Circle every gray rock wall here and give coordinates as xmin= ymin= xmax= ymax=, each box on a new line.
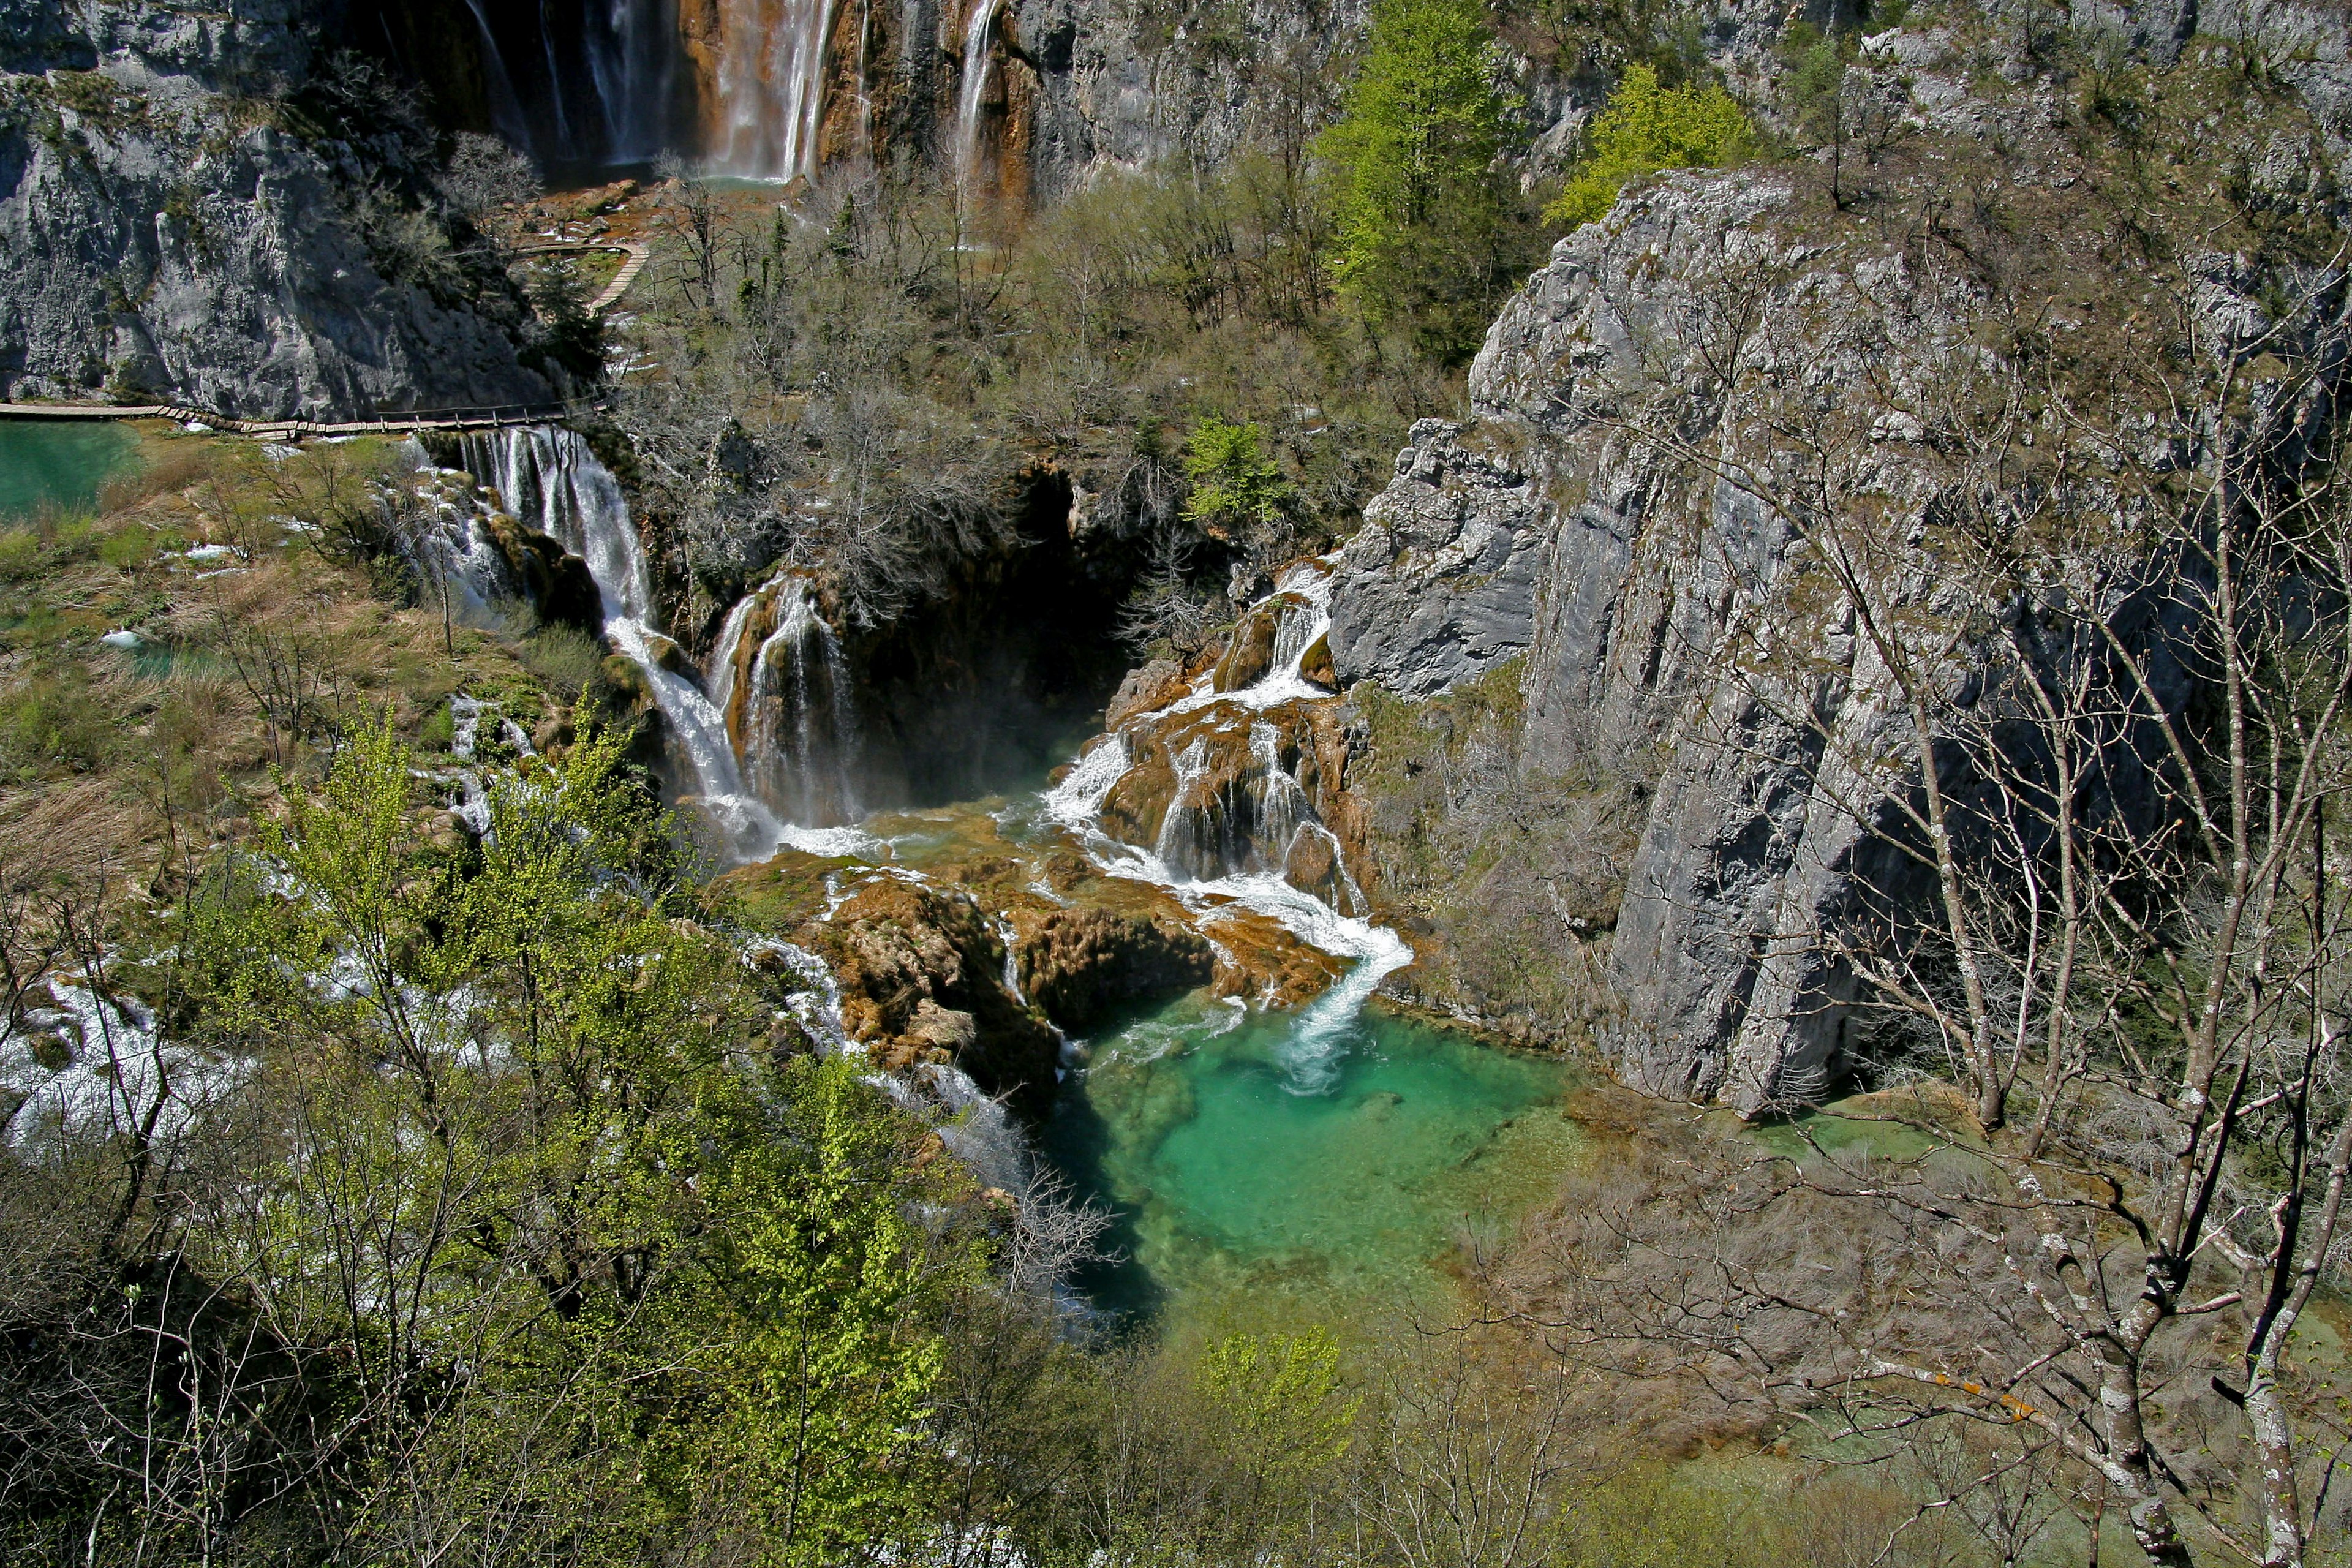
xmin=1326 ymin=1 xmax=2352 ymax=1112
xmin=0 ymin=1 xmax=552 ymax=420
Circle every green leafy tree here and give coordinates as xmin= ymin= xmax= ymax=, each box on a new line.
xmin=660 ymin=1058 xmax=965 ymax=1566
xmin=1315 ymin=0 xmax=1527 ymax=361
xmin=1544 ymin=63 xmax=1752 ymax=227
xmin=142 ymin=715 xmax=969 ymax=1562
xmin=1182 ymin=417 xmax=1290 ymax=548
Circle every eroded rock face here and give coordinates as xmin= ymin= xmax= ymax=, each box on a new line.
xmin=1321 ymin=15 xmax=2352 ymax=1112
xmin=1010 ymin=907 xmax=1212 ymax=1031
xmin=0 ymin=0 xmax=553 ymax=418
xmin=815 ymin=874 xmax=1062 ymax=1109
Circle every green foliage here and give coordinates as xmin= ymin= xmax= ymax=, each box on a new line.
xmin=1194 ymin=1328 xmax=1359 ymax=1487
xmin=1182 ymin=417 xmax=1290 ymax=543
xmin=655 ymin=1057 xmax=964 ymax=1564
xmin=1316 ymin=0 xmax=1530 ymax=361
xmin=0 ymin=528 xmax=42 ymax=579
xmin=37 ymin=715 xmax=973 ymax=1562
xmin=1544 ymin=64 xmax=1752 ymax=228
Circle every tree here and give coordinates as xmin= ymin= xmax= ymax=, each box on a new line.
xmin=1544 ymin=64 xmax=1751 ymax=228
xmin=1316 ymin=0 xmax=1525 ymax=361
xmin=1183 ymin=417 xmax=1290 ymax=547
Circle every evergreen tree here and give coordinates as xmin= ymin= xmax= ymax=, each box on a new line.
xmin=1316 ymin=0 xmax=1528 ymax=363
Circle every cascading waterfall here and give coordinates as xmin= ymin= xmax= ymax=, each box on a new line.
xmin=461 ymin=428 xmax=875 ymax=863
xmin=1041 ymin=558 xmax=1409 ymax=1093
xmin=952 ymin=0 xmax=1005 ymax=191
xmin=584 ymin=0 xmax=677 ymax=162
xmin=710 ymin=575 xmax=863 ymax=827
xmin=712 ymin=0 xmax=839 ymax=178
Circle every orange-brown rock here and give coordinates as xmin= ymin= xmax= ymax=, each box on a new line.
xmin=1298 ymin=631 xmax=1336 ymax=691
xmin=812 ymin=875 xmax=1059 ymax=1111
xmin=1011 ymin=907 xmax=1213 ymax=1031
xmin=1107 ymin=658 xmax=1188 ymax=728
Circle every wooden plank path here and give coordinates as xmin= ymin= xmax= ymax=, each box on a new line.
xmin=0 ymin=399 xmax=579 ymax=440
xmin=0 ymin=240 xmax=651 ymax=440
xmin=511 ymin=238 xmax=652 ymax=315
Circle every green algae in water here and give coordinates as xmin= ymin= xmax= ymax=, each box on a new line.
xmin=0 ymin=421 xmax=141 ymax=522
xmin=1044 ymin=990 xmax=1578 ymax=1324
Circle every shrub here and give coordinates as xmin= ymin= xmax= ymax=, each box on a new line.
xmin=1544 ymin=64 xmax=1753 ymax=228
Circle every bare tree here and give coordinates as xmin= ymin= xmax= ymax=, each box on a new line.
xmin=1548 ymin=211 xmax=2352 ymax=1566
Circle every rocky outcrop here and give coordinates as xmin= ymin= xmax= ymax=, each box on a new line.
xmin=815 ymin=873 xmax=1063 ymax=1109
xmin=0 ymin=0 xmax=556 ymax=419
xmin=1009 ymin=907 xmax=1213 ymax=1031
xmin=1322 ymin=16 xmax=2352 ymax=1112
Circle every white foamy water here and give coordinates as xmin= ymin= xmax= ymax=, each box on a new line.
xmin=1033 ymin=561 xmax=1407 ymax=1086
xmin=464 ymin=428 xmax=886 ymax=868
xmin=953 ymin=0 xmax=1005 ymax=190
xmin=1 ymin=981 xmax=246 ymax=1149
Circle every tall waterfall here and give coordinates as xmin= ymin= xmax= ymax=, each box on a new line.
xmin=952 ymin=0 xmax=1005 ymax=190
xmin=711 ymin=0 xmax=839 ymax=179
xmin=586 ymin=0 xmax=677 ymax=163
xmin=457 ymin=0 xmax=677 ymax=167
xmin=458 ymin=0 xmax=535 ymax=148
xmin=461 ymin=428 xmax=874 ymax=863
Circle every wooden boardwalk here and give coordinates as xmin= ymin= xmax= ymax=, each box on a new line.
xmin=0 ymin=240 xmax=652 ymax=440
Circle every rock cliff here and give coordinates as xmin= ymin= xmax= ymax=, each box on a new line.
xmin=1327 ymin=9 xmax=2352 ymax=1109
xmin=0 ymin=0 xmax=557 ymax=418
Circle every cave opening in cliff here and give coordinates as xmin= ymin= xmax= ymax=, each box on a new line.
xmin=849 ymin=467 xmax=1144 ymax=810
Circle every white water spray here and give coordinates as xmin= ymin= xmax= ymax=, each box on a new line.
xmin=1039 ymin=557 xmax=1408 ymax=1090
xmin=953 ymin=0 xmax=1005 ymax=192
xmin=462 ymin=428 xmax=876 ymax=864
xmin=713 ymin=0 xmax=838 ymax=179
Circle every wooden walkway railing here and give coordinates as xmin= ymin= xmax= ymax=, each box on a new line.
xmin=0 ymin=399 xmax=587 ymax=440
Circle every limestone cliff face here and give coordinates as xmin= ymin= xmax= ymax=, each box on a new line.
xmin=0 ymin=0 xmax=554 ymax=418
xmin=1327 ymin=7 xmax=2352 ymax=1110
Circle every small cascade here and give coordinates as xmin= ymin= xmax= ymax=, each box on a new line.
xmin=463 ymin=428 xmax=807 ymax=862
xmin=458 ymin=428 xmax=647 ymax=624
xmin=706 ymin=590 xmax=761 ymax=725
xmin=952 ymin=0 xmax=1006 ymax=192
xmin=1039 ymin=556 xmax=1408 ymax=1075
xmin=1252 ymin=721 xmax=1313 ymax=869
xmin=725 ymin=576 xmax=863 ymax=827
xmin=711 ymin=0 xmax=839 ymax=179
xmin=1152 ymin=737 xmax=1216 ymax=876
xmin=993 ymin=916 xmax=1026 ymax=1005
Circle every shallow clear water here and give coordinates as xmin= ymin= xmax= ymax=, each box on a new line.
xmin=0 ymin=421 xmax=140 ymax=522
xmin=1042 ymin=987 xmax=1578 ymax=1325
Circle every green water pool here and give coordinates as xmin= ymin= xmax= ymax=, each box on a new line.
xmin=1041 ymin=986 xmax=1579 ymax=1325
xmin=0 ymin=420 xmax=141 ymax=522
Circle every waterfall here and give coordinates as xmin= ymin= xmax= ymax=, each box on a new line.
xmin=728 ymin=576 xmax=862 ymax=827
xmin=1038 ymin=557 xmax=1411 ymax=1080
xmin=535 ymin=0 xmax=577 ymax=150
xmin=457 ymin=0 xmax=535 ymax=148
xmin=459 ymin=428 xmax=888 ymax=864
xmin=586 ymin=0 xmax=676 ymax=162
xmin=707 ymin=589 xmax=761 ymax=737
xmin=952 ymin=0 xmax=1005 ymax=191
xmin=712 ymin=0 xmax=838 ymax=179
